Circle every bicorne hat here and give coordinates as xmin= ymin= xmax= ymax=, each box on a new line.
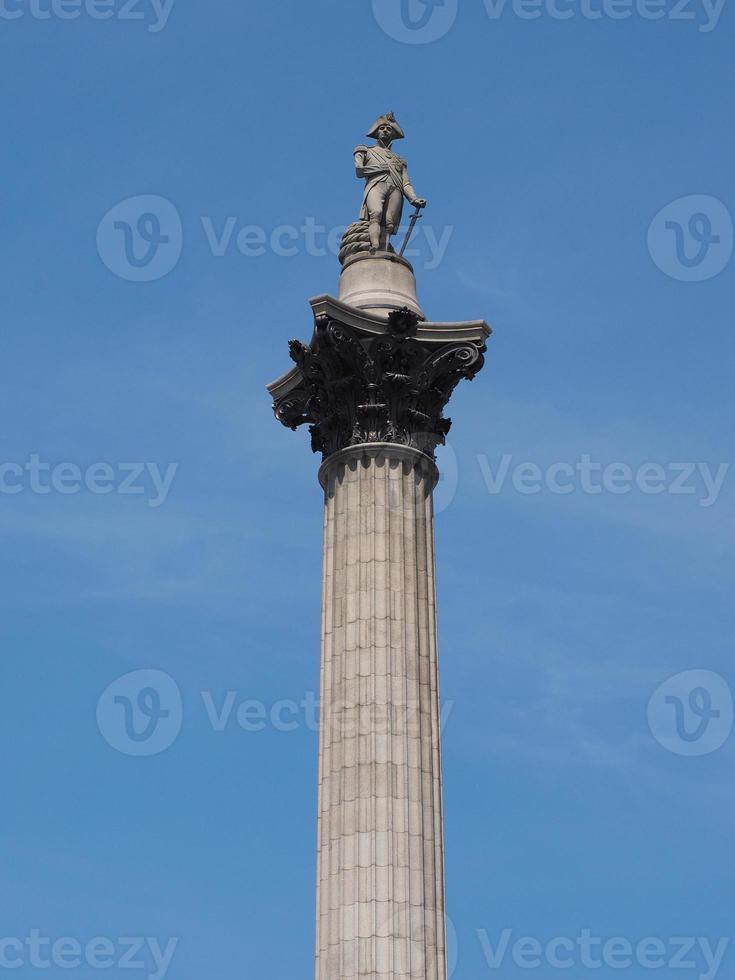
xmin=366 ymin=111 xmax=405 ymax=140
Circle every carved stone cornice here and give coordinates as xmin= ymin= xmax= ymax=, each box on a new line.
xmin=267 ymin=298 xmax=491 ymax=461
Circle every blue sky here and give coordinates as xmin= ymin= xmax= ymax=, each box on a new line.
xmin=1 ymin=1 xmax=733 ymax=978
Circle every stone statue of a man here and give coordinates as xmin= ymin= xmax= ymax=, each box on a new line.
xmin=354 ymin=112 xmax=427 ymax=253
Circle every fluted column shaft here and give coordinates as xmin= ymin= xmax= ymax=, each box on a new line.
xmin=315 ymin=443 xmax=447 ymax=980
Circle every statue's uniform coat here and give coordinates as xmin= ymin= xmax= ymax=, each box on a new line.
xmin=354 ymin=143 xmax=419 ymax=232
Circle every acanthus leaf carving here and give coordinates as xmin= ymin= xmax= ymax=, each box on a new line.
xmin=272 ymin=313 xmax=486 ymax=460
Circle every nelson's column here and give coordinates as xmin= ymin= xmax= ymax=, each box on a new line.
xmin=267 ymin=112 xmax=491 ymax=980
